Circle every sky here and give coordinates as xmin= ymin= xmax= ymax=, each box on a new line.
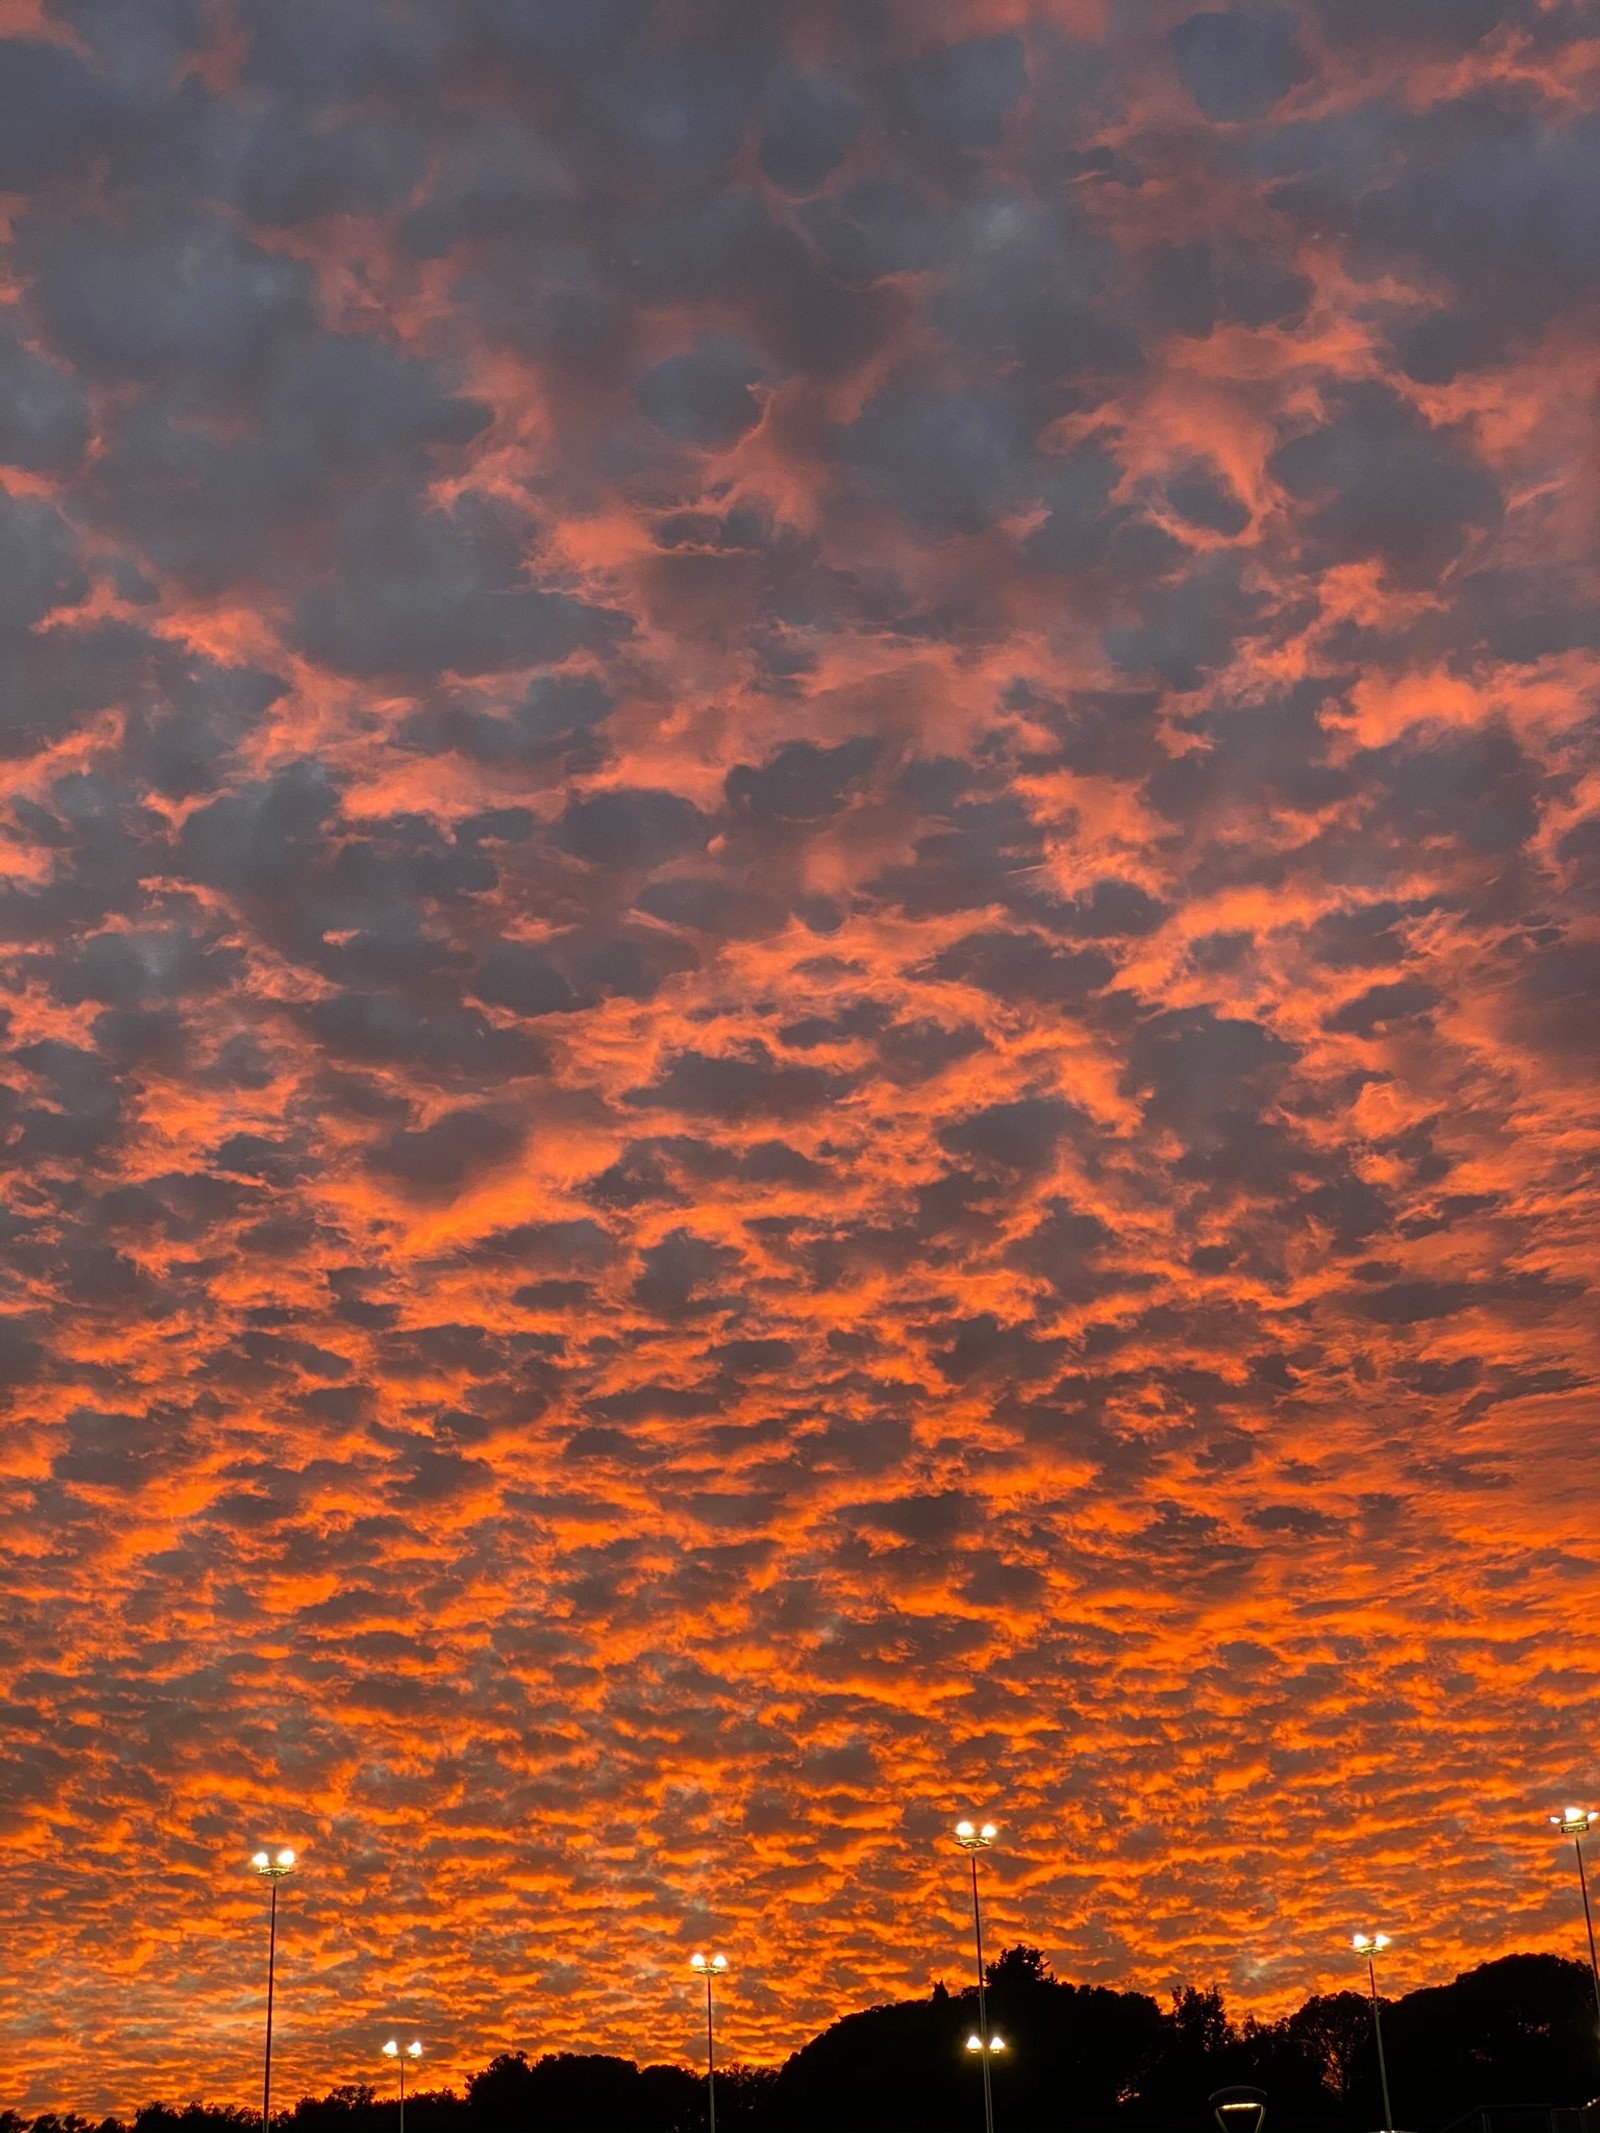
xmin=1 ymin=0 xmax=1598 ymax=2114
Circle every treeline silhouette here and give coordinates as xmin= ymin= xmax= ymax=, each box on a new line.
xmin=7 ymin=1947 xmax=1598 ymax=2133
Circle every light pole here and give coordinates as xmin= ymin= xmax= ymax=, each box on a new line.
xmin=252 ymin=1848 xmax=297 ymax=2133
xmin=1352 ymin=1933 xmax=1394 ymax=2133
xmin=955 ymin=1820 xmax=1000 ymax=2133
xmin=1550 ymin=1809 xmax=1600 ymax=2039
xmin=382 ymin=2038 xmax=422 ymax=2133
xmin=689 ymin=1952 xmax=728 ymax=2133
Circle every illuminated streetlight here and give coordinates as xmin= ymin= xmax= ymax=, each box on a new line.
xmin=1210 ymin=2087 xmax=1267 ymax=2133
xmin=251 ymin=1848 xmax=297 ymax=2132
xmin=1352 ymin=1934 xmax=1394 ymax=2133
xmin=689 ymin=1953 xmax=729 ymax=2133
xmin=1549 ymin=1809 xmax=1600 ymax=2036
xmin=954 ymin=1820 xmax=1001 ymax=2133
xmin=382 ymin=2039 xmax=422 ymax=2133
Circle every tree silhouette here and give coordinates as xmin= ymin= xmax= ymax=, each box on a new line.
xmin=7 ymin=1948 xmax=1598 ymax=2133
xmin=1282 ymin=1992 xmax=1375 ymax=2109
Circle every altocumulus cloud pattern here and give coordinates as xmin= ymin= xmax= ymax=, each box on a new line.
xmin=2 ymin=0 xmax=1598 ymax=2111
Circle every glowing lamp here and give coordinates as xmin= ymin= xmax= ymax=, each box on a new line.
xmin=1211 ymin=2086 xmax=1268 ymax=2133
xmin=383 ymin=2035 xmax=422 ymax=2133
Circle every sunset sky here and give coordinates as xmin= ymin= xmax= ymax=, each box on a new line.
xmin=2 ymin=0 xmax=1599 ymax=2114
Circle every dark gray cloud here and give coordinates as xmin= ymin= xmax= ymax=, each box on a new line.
xmin=370 ymin=1108 xmax=524 ymax=1196
xmin=1271 ymin=382 xmax=1502 ymax=584
xmin=758 ymin=69 xmax=862 ymax=193
xmin=294 ymin=487 xmax=621 ymax=678
xmin=57 ymin=926 xmax=239 ymax=1008
xmin=88 ymin=335 xmax=489 ymax=586
xmin=726 ymin=739 xmax=880 ymax=824
xmin=892 ymin=35 xmax=1028 ymax=154
xmin=22 ymin=210 xmax=315 ymax=388
xmin=0 ymin=622 xmax=153 ymax=761
xmin=0 ymin=496 xmax=87 ymax=629
xmin=629 ymin=1045 xmax=849 ymax=1120
xmin=843 ymin=378 xmax=1038 ymax=534
xmin=553 ymin=788 xmax=708 ymax=870
xmin=938 ymin=1096 xmax=1076 ymax=1177
xmin=0 ymin=326 xmax=90 ymax=471
xmin=1165 ymin=468 xmax=1251 ymax=537
xmin=400 ymin=120 xmax=567 ymax=257
xmin=1169 ymin=8 xmax=1311 ymax=123
xmin=635 ymin=339 xmax=767 ymax=446
xmin=181 ymin=762 xmax=339 ymax=899
xmin=800 ymin=178 xmax=948 ymax=285
xmin=933 ymin=193 xmax=1130 ymax=379
xmin=0 ymin=39 xmax=119 ymax=189
xmin=469 ymin=943 xmax=580 ymax=1017
xmin=1138 ymin=239 xmax=1311 ymax=337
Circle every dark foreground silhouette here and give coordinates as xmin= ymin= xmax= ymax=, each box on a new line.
xmin=7 ymin=1948 xmax=1598 ymax=2133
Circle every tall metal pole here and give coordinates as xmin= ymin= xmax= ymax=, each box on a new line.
xmin=399 ymin=2050 xmax=406 ymax=2133
xmin=263 ymin=1876 xmax=279 ymax=2133
xmin=253 ymin=1849 xmax=296 ymax=2131
xmin=1365 ymin=1951 xmax=1394 ymax=2133
xmin=1575 ymin=1835 xmax=1600 ymax=2039
xmin=970 ymin=1850 xmax=994 ymax=2133
xmin=704 ymin=1967 xmax=716 ymax=2133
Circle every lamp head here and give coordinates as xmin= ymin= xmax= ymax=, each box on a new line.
xmin=966 ymin=2035 xmax=983 ymax=2052
xmin=1353 ymin=1932 xmax=1390 ymax=1953
xmin=1211 ymin=2086 xmax=1268 ymax=2133
xmin=690 ymin=1953 xmax=708 ymax=1972
xmin=1552 ymin=1809 xmax=1598 ymax=1837
xmin=407 ymin=2043 xmax=422 ymax=2060
xmin=711 ymin=1954 xmax=728 ymax=1972
xmin=954 ymin=1818 xmax=996 ymax=1852
xmin=383 ymin=2043 xmax=399 ymax=2060
xmin=989 ymin=2034 xmax=1005 ymax=2052
xmin=254 ymin=1847 xmax=296 ymax=1879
